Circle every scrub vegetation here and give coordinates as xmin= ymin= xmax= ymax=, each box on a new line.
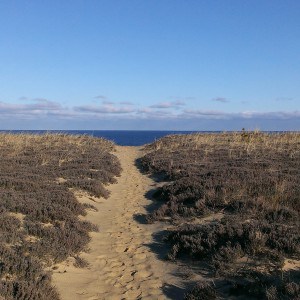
xmin=140 ymin=132 xmax=300 ymax=299
xmin=0 ymin=133 xmax=121 ymax=300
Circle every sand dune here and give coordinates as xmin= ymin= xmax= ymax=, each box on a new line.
xmin=52 ymin=146 xmax=181 ymax=300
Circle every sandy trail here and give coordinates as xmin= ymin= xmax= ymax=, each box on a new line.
xmin=52 ymin=146 xmax=180 ymax=300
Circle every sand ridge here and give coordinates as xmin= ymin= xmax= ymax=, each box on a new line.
xmin=52 ymin=146 xmax=180 ymax=300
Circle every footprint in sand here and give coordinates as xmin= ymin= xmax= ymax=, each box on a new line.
xmin=52 ymin=146 xmax=179 ymax=300
xmin=134 ymin=253 xmax=147 ymax=260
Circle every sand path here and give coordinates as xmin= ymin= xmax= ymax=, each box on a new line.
xmin=52 ymin=146 xmax=180 ymax=300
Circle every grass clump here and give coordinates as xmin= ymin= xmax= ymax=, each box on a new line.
xmin=0 ymin=133 xmax=121 ymax=299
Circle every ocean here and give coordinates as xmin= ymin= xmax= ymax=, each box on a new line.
xmin=0 ymin=130 xmax=218 ymax=146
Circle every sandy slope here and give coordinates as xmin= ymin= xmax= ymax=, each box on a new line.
xmin=52 ymin=146 xmax=181 ymax=300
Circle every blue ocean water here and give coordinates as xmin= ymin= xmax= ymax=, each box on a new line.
xmin=0 ymin=130 xmax=216 ymax=146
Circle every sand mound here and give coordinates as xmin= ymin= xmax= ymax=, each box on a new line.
xmin=52 ymin=146 xmax=180 ymax=299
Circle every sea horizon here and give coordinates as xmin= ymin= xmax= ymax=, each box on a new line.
xmin=0 ymin=129 xmax=298 ymax=146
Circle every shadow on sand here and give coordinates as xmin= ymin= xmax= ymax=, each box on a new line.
xmin=133 ymin=156 xmax=190 ymax=299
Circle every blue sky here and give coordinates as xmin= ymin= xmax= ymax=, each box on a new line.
xmin=0 ymin=0 xmax=299 ymax=130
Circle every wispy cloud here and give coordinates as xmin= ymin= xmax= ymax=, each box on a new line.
xmin=138 ymin=108 xmax=152 ymax=114
xmin=0 ymin=98 xmax=299 ymax=128
xmin=0 ymin=99 xmax=63 ymax=119
xmin=102 ymin=100 xmax=115 ymax=105
xmin=184 ymin=109 xmax=225 ymax=116
xmin=0 ymin=99 xmax=62 ymax=112
xmin=74 ymin=104 xmax=135 ymax=114
xmin=94 ymin=95 xmax=107 ymax=100
xmin=138 ymin=108 xmax=179 ymax=119
xmin=239 ymin=110 xmax=300 ymax=119
xmin=120 ymin=101 xmax=134 ymax=105
xmin=150 ymin=100 xmax=186 ymax=109
xmin=183 ymin=109 xmax=300 ymax=120
xmin=212 ymin=97 xmax=229 ymax=103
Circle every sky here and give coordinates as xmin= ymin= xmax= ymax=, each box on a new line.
xmin=0 ymin=0 xmax=299 ymax=130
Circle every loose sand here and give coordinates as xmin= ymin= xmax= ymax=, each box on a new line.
xmin=52 ymin=146 xmax=182 ymax=300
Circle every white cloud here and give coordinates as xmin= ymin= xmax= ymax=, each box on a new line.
xmin=0 ymin=99 xmax=62 ymax=113
xmin=0 ymin=99 xmax=64 ymax=120
xmin=0 ymin=99 xmax=299 ymax=127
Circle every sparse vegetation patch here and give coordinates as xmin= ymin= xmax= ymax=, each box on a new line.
xmin=140 ymin=132 xmax=300 ymax=299
xmin=0 ymin=133 xmax=121 ymax=299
